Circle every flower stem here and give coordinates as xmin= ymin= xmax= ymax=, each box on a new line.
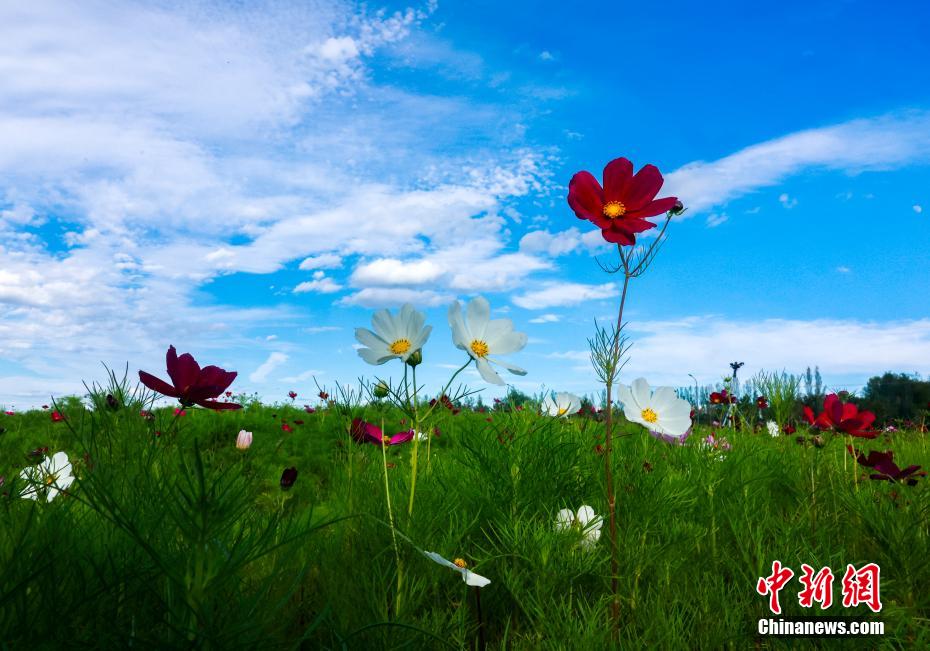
xmin=604 ymin=258 xmax=631 ymax=636
xmin=474 ymin=586 xmax=486 ymax=650
xmin=382 ymin=418 xmax=403 ymax=616
xmin=407 ymin=364 xmax=421 ymax=516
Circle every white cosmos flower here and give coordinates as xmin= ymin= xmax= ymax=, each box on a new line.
xmin=617 ymin=378 xmax=692 ymax=439
xmin=554 ymin=505 xmax=603 ymax=549
xmin=766 ymin=420 xmax=779 ymax=437
xmin=355 ymin=303 xmax=432 ymax=366
xmin=448 ymin=296 xmax=527 ymax=386
xmin=542 ymin=392 xmax=581 ymax=418
xmin=422 ymin=551 xmax=491 ymax=587
xmin=19 ymin=451 xmax=75 ymax=502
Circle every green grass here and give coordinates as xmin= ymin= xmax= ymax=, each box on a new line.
xmin=1 ymin=389 xmax=929 ymax=650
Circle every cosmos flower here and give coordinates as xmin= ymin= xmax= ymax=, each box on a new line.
xmin=567 ymin=157 xmax=679 ymax=245
xmin=709 ymin=390 xmax=737 ymax=405
xmin=355 ymin=303 xmax=432 ymax=366
xmin=139 ymin=345 xmax=241 ymax=410
xmin=554 ymin=505 xmax=603 ymax=549
xmin=766 ymin=420 xmax=780 ymax=437
xmin=51 ymin=411 xmax=65 ymax=422
xmin=617 ymin=378 xmax=692 ymax=439
xmin=19 ymin=451 xmax=75 ymax=502
xmin=422 ymin=551 xmax=491 ymax=587
xmin=756 ymin=396 xmax=769 ymax=410
xmin=350 ymin=419 xmax=415 ymax=446
xmin=542 ymin=392 xmax=582 ymax=418
xmin=288 ymin=391 xmax=297 ymax=400
xmin=847 ymin=446 xmax=927 ymax=486
xmin=236 ymin=430 xmax=253 ymax=450
xmin=280 ymin=467 xmax=298 ymax=490
xmin=448 ymin=296 xmax=527 ymax=385
xmin=803 ymin=394 xmax=877 ymax=439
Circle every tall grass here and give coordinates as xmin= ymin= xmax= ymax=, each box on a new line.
xmin=1 ymin=377 xmax=928 ymax=649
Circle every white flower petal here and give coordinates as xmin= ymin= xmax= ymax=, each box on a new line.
xmin=650 ymin=387 xmax=679 ymax=412
xmin=463 ymin=570 xmax=491 ymax=587
xmin=631 ymin=378 xmax=652 ymax=409
xmin=355 ymin=327 xmax=388 ymax=353
xmin=576 ymin=505 xmax=599 ymax=529
xmin=654 ymin=417 xmax=692 ymax=438
xmin=370 ymin=308 xmax=396 ymax=340
xmin=555 ymin=508 xmax=574 ymax=530
xmin=358 ymin=348 xmax=391 ymax=366
xmin=615 ymin=383 xmax=635 ymax=410
xmin=447 ymin=301 xmax=471 ymax=351
xmin=486 ymin=356 xmax=526 ymax=376
xmin=466 ymin=296 xmax=491 ymax=341
xmin=475 ymin=358 xmax=505 ymax=385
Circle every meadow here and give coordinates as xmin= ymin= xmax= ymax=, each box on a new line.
xmin=1 ymin=366 xmax=928 ymax=650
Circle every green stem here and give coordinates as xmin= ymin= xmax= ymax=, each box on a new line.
xmin=382 ymin=419 xmax=402 ymax=616
xmin=407 ymin=364 xmax=421 ymax=516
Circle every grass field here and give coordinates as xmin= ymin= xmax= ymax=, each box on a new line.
xmin=1 ymin=377 xmax=928 ymax=650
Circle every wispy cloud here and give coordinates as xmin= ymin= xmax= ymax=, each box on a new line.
xmin=249 ymin=352 xmax=289 ymax=383
xmin=513 ymin=282 xmax=616 ymax=309
xmin=665 ymin=111 xmax=930 ymax=214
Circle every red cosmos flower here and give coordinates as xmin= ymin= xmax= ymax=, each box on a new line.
xmin=225 ymin=391 xmax=233 ymax=398
xmin=138 ymin=345 xmax=241 ymax=410
xmin=288 ymin=391 xmax=297 ymax=400
xmin=42 ymin=405 xmax=49 ymax=410
xmin=318 ymin=391 xmax=329 ymax=401
xmin=173 ymin=408 xmax=186 ymax=417
xmin=782 ymin=423 xmax=796 ymax=435
xmin=567 ymin=157 xmax=679 ymax=245
xmin=3 ymin=411 xmax=13 ymax=416
xmin=51 ymin=411 xmax=65 ymax=422
xmin=349 ymin=418 xmax=414 ymax=446
xmin=709 ymin=390 xmax=737 ymax=405
xmin=847 ymin=446 xmax=927 ymax=486
xmin=293 ymin=419 xmax=304 ymax=425
xmin=756 ymin=396 xmax=769 ymax=410
xmin=803 ymin=394 xmax=877 ymax=439
xmin=281 ymin=422 xmax=293 ymax=433
xmin=303 ymin=405 xmax=315 ymax=414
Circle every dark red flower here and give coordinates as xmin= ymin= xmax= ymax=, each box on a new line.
xmin=225 ymin=391 xmax=232 ymax=398
xmin=281 ymin=422 xmax=293 ymax=433
xmin=847 ymin=446 xmax=927 ymax=486
xmin=280 ymin=467 xmax=298 ymax=490
xmin=27 ymin=446 xmax=49 ymax=462
xmin=51 ymin=411 xmax=65 ymax=422
xmin=42 ymin=405 xmax=49 ymax=410
xmin=140 ymin=410 xmax=154 ymax=421
xmin=782 ymin=423 xmax=796 ymax=435
xmin=288 ymin=391 xmax=297 ymax=400
xmin=318 ymin=390 xmax=329 ymax=400
xmin=804 ymin=394 xmax=877 ymax=438
xmin=304 ymin=405 xmax=315 ymax=414
xmin=709 ymin=390 xmax=737 ymax=405
xmin=293 ymin=419 xmax=304 ymax=425
xmin=173 ymin=408 xmax=186 ymax=417
xmin=756 ymin=396 xmax=769 ymax=410
xmin=139 ymin=345 xmax=241 ymax=410
xmin=349 ymin=418 xmax=413 ymax=446
xmin=3 ymin=411 xmax=13 ymax=416
xmin=567 ymin=157 xmax=679 ymax=246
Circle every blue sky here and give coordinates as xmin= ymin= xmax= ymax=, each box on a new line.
xmin=1 ymin=0 xmax=930 ymax=408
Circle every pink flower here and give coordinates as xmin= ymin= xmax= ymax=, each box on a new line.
xmin=236 ymin=430 xmax=253 ymax=450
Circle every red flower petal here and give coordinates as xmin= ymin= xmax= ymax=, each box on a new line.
xmin=602 ymin=157 xmax=634 ymax=204
xmin=197 ymin=399 xmax=242 ymax=411
xmin=600 ymin=227 xmax=635 ymax=245
xmin=167 ymin=348 xmax=201 ymax=393
xmin=624 ymin=164 xmax=665 ymax=210
xmin=626 ymin=196 xmax=679 ymax=219
xmin=567 ymin=171 xmax=605 ymax=221
xmin=138 ymin=371 xmax=180 ymax=398
xmin=619 ymin=218 xmax=657 ymax=234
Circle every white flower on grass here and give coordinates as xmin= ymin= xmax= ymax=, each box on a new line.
xmin=19 ymin=451 xmax=75 ymax=502
xmin=542 ymin=392 xmax=581 ymax=418
xmin=236 ymin=430 xmax=253 ymax=449
xmin=766 ymin=420 xmax=779 ymax=437
xmin=355 ymin=303 xmax=432 ymax=365
xmin=448 ymin=296 xmax=527 ymax=385
xmin=617 ymin=378 xmax=692 ymax=439
xmin=422 ymin=551 xmax=491 ymax=587
xmin=554 ymin=505 xmax=603 ymax=549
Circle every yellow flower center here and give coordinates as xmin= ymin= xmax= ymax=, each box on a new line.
xmin=45 ymin=473 xmax=57 ymax=486
xmin=382 ymin=435 xmax=391 ymax=444
xmin=603 ymin=201 xmax=626 ymax=219
xmin=470 ymin=340 xmax=489 ymax=358
xmin=453 ymin=558 xmax=467 ymax=569
xmin=641 ymin=408 xmax=658 ymax=423
xmin=557 ymin=407 xmax=568 ymax=416
xmin=389 ymin=339 xmax=411 ymax=354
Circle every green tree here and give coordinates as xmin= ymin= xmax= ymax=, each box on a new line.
xmin=861 ymin=372 xmax=930 ymax=421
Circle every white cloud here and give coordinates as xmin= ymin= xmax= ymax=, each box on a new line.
xmin=279 ymin=369 xmax=326 ymax=383
xmin=351 ymin=258 xmax=446 ymax=286
xmin=518 ymin=228 xmax=583 ymax=256
xmin=539 ymin=50 xmax=555 ymax=61
xmin=836 ymin=266 xmax=851 ymax=273
xmin=529 ymin=313 xmax=561 ymax=324
xmin=665 ymin=111 xmax=930 ymax=215
xmin=337 ymin=287 xmax=453 ymax=307
xmin=299 ymin=253 xmax=343 ymax=270
xmin=249 ymin=352 xmax=288 ymax=383
xmin=513 ymin=282 xmax=617 ymax=309
xmin=303 ymin=326 xmax=342 ymax=334
xmin=294 ymin=276 xmax=343 ymax=294
xmin=706 ymin=213 xmax=728 ymax=227
xmin=778 ymin=193 xmax=798 ymax=209
xmin=914 ymin=204 xmax=923 ymax=214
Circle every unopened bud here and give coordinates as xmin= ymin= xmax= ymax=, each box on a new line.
xmin=373 ymin=381 xmax=390 ymax=399
xmin=669 ymin=200 xmax=685 ymax=216
xmin=405 ymin=349 xmax=422 ymax=367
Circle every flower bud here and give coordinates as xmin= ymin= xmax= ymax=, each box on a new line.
xmin=106 ymin=393 xmax=119 ymax=411
xmin=280 ymin=467 xmax=298 ymax=490
xmin=373 ymin=381 xmax=390 ymax=399
xmin=669 ymin=200 xmax=685 ymax=216
xmin=405 ymin=349 xmax=422 ymax=368
xmin=236 ymin=429 xmax=253 ymax=450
